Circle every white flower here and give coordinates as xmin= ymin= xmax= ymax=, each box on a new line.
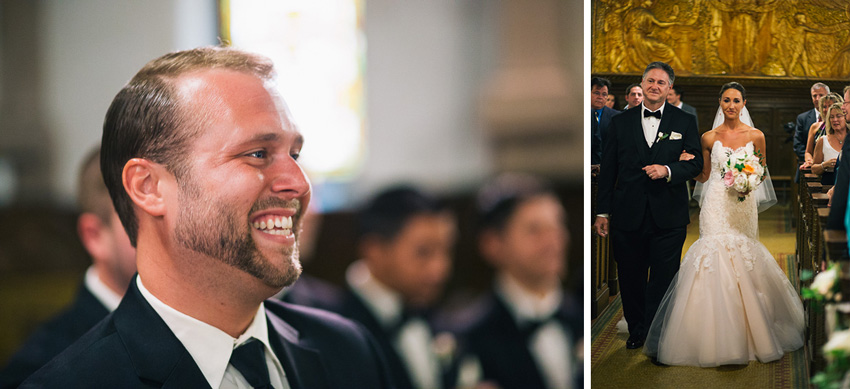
xmin=811 ymin=266 xmax=839 ymax=296
xmin=747 ymin=173 xmax=760 ymax=191
xmin=733 ymin=173 xmax=749 ymax=192
xmin=824 ymin=329 xmax=850 ymax=357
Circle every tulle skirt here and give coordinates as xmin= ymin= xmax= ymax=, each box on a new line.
xmin=643 ymin=234 xmax=805 ymax=367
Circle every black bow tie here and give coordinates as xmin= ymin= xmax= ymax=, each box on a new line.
xmin=644 ymin=109 xmax=662 ymax=119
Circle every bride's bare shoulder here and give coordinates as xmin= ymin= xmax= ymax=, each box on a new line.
xmin=748 ymin=127 xmax=766 ymax=141
xmin=701 ymin=129 xmax=717 ymax=147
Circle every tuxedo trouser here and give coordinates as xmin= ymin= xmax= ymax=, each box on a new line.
xmin=612 ymin=209 xmax=686 ymax=338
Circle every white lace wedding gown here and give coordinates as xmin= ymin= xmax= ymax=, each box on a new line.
xmin=643 ymin=140 xmax=805 ymax=367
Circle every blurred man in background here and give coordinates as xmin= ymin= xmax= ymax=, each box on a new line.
xmin=623 ymin=83 xmax=644 ymax=110
xmin=0 ymin=147 xmax=137 ymax=387
xmin=457 ymin=173 xmax=582 ymax=389
xmin=666 ymin=85 xmax=698 ymax=128
xmin=317 ymin=186 xmax=458 ymax=389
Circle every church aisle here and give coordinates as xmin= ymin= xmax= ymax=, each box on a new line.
xmin=590 ymin=205 xmax=808 ymax=388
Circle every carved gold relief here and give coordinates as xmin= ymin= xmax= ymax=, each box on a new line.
xmin=593 ymin=0 xmax=850 ymax=78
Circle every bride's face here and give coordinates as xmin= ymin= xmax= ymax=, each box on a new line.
xmin=719 ymin=89 xmax=746 ymax=121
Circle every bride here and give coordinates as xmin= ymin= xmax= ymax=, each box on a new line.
xmin=643 ymin=82 xmax=805 ymax=367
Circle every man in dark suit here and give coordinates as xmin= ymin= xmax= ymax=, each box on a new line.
xmin=316 ymin=186 xmax=457 ymax=389
xmin=623 ymin=83 xmax=643 ymax=110
xmin=594 ymin=62 xmax=702 ymax=350
xmin=458 ymin=173 xmax=582 ymax=389
xmin=22 ymin=46 xmax=392 ymax=388
xmin=591 ymin=77 xmax=620 ymax=166
xmin=0 ymin=147 xmax=137 ymax=388
xmin=827 ymin=85 xmax=850 ymax=230
xmin=795 ymin=82 xmax=829 ymax=182
xmin=667 ymin=85 xmax=698 ymax=129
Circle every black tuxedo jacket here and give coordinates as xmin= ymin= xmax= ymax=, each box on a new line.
xmin=20 ymin=278 xmax=393 ymax=389
xmin=458 ymin=292 xmax=582 ymax=389
xmin=591 ymin=106 xmax=621 ymax=164
xmin=279 ymin=273 xmax=343 ymax=307
xmin=794 ymin=108 xmax=818 ymax=161
xmin=0 ymin=285 xmax=108 ymax=388
xmin=315 ymin=288 xmax=423 ymax=389
xmin=679 ymin=102 xmax=698 ymax=128
xmin=597 ymin=103 xmax=702 ymax=231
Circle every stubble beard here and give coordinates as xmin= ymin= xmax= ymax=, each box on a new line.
xmin=174 ymin=177 xmax=302 ymax=290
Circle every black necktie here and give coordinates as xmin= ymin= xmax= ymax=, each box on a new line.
xmin=230 ymin=338 xmax=272 ymax=389
xmin=643 ymin=109 xmax=662 ymax=119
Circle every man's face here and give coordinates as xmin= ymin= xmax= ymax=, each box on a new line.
xmin=369 ymin=213 xmax=456 ymax=308
xmin=843 ymin=90 xmax=850 ymax=123
xmin=105 ymin=211 xmax=138 ymax=290
xmin=591 ymin=85 xmax=608 ymax=110
xmin=491 ymin=195 xmax=567 ymax=287
xmin=666 ymin=90 xmax=681 ymax=105
xmin=812 ymin=86 xmax=828 ymax=109
xmin=171 ymin=69 xmax=311 ymax=289
xmin=640 ymin=68 xmax=672 ymax=106
xmin=626 ymin=86 xmax=644 ymax=108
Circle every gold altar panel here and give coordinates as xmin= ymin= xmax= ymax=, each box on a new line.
xmin=593 ymin=0 xmax=850 ymax=79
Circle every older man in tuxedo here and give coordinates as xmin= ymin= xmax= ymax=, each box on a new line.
xmin=795 ymin=82 xmax=830 ymax=181
xmin=22 ymin=46 xmax=392 ymax=388
xmin=591 ymin=77 xmax=620 ymax=166
xmin=594 ymin=61 xmax=702 ymax=350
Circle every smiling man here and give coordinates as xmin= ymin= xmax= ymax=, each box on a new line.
xmin=22 ymin=47 xmax=392 ymax=388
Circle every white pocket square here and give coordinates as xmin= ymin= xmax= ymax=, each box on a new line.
xmin=670 ymin=132 xmax=682 ymax=140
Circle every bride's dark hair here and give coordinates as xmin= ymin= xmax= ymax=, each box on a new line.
xmin=720 ymin=82 xmax=746 ymax=100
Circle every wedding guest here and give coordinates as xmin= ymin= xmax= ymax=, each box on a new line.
xmin=21 ymin=46 xmax=392 ymax=388
xmin=606 ymin=94 xmax=617 ymax=109
xmin=667 ymin=85 xmax=698 ymax=128
xmin=827 ymin=85 xmax=850 ymax=229
xmin=459 ymin=173 xmax=582 ymax=389
xmin=801 ymin=93 xmax=843 ymax=169
xmin=795 ymin=82 xmax=829 ymax=181
xmin=591 ymin=77 xmax=619 ymax=166
xmin=0 ymin=147 xmax=137 ymax=388
xmin=316 ymin=186 xmax=458 ymax=389
xmin=623 ymin=83 xmax=644 ymax=110
xmin=812 ymin=103 xmax=846 ymax=185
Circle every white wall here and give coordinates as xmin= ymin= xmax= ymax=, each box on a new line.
xmin=38 ymin=0 xmax=217 ymax=206
xmin=2 ymin=0 xmax=496 ymax=208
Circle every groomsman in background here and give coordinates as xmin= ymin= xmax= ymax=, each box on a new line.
xmin=591 ymin=77 xmax=620 ymax=167
xmin=458 ymin=173 xmax=582 ymax=389
xmin=667 ymin=85 xmax=698 ymax=129
xmin=317 ymin=186 xmax=458 ymax=389
xmin=795 ymin=82 xmax=830 ymax=181
xmin=623 ymin=83 xmax=644 ymax=110
xmin=0 ymin=147 xmax=137 ymax=388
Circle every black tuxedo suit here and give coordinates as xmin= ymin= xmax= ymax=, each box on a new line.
xmin=20 ymin=278 xmax=392 ymax=389
xmin=597 ymin=103 xmax=702 ymax=338
xmin=0 ymin=285 xmax=108 ymax=388
xmin=458 ymin=292 xmax=582 ymax=389
xmin=315 ymin=288 xmax=433 ymax=389
xmin=794 ymin=108 xmax=818 ymax=182
xmin=591 ymin=106 xmax=620 ymax=165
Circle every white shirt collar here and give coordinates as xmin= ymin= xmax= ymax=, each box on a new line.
xmin=136 ymin=276 xmax=282 ymax=389
xmin=495 ymin=273 xmax=562 ymax=323
xmin=346 ymin=260 xmax=403 ymax=327
xmin=84 ymin=266 xmax=122 ymax=312
xmin=674 ymin=101 xmax=683 ymax=109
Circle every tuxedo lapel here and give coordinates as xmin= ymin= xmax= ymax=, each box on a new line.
xmin=266 ymin=308 xmax=330 ymax=389
xmin=649 ymin=104 xmax=674 ymax=161
xmin=629 ymin=108 xmax=651 ymax=164
xmin=113 ymin=279 xmax=210 ymax=388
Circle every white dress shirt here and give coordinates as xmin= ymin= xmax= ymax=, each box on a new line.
xmin=136 ymin=277 xmax=289 ymax=389
xmin=84 ymin=266 xmax=123 ymax=312
xmin=347 ymin=260 xmax=440 ymax=389
xmin=496 ymin=274 xmax=573 ymax=389
xmin=641 ymin=102 xmax=664 ymax=147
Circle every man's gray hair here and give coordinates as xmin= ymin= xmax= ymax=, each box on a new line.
xmin=812 ymin=82 xmax=830 ymax=93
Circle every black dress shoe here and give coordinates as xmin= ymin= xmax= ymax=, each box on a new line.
xmin=625 ymin=335 xmax=645 ymax=349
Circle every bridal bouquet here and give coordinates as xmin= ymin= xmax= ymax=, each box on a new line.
xmin=720 ymin=149 xmax=766 ymax=202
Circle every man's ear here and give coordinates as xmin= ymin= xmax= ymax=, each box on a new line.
xmin=122 ymin=158 xmax=168 ymax=217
